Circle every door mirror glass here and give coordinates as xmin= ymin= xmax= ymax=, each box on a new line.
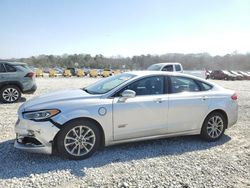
xmin=121 ymin=89 xmax=136 ymax=98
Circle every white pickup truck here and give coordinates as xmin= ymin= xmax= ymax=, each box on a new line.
xmin=147 ymin=62 xmax=206 ymax=78
xmin=147 ymin=62 xmax=183 ymax=73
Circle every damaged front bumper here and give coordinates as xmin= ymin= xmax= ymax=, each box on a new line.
xmin=14 ymin=118 xmax=60 ymax=155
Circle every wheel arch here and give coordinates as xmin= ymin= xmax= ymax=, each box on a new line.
xmin=204 ymin=109 xmax=228 ymax=129
xmin=0 ymin=82 xmax=23 ymax=92
xmin=53 ymin=117 xmax=105 ymax=154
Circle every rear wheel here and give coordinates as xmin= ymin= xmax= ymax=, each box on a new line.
xmin=56 ymin=119 xmax=101 ymax=160
xmin=0 ymin=85 xmax=21 ymax=103
xmin=201 ymin=112 xmax=226 ymax=141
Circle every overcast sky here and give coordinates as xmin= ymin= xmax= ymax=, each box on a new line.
xmin=0 ymin=0 xmax=249 ymax=58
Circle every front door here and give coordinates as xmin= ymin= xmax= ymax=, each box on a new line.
xmin=112 ymin=76 xmax=169 ymax=140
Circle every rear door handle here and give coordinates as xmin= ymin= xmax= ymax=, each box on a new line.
xmin=155 ymin=98 xmax=163 ymax=103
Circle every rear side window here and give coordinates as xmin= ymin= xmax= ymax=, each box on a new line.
xmin=5 ymin=64 xmax=16 ymax=72
xmin=170 ymin=76 xmax=200 ymax=93
xmin=197 ymin=81 xmax=213 ymax=91
xmin=175 ymin=65 xmax=181 ymax=71
xmin=0 ymin=64 xmax=6 ymax=73
xmin=162 ymin=65 xmax=173 ymax=71
xmin=16 ymin=64 xmax=30 ymax=70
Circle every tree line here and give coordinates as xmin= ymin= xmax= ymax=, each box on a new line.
xmin=2 ymin=52 xmax=250 ymax=70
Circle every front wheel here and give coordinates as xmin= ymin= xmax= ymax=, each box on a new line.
xmin=56 ymin=119 xmax=101 ymax=160
xmin=201 ymin=112 xmax=226 ymax=141
xmin=0 ymin=85 xmax=21 ymax=103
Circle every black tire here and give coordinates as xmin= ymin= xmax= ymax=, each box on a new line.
xmin=0 ymin=85 xmax=21 ymax=103
xmin=56 ymin=119 xmax=101 ymax=160
xmin=200 ymin=112 xmax=226 ymax=141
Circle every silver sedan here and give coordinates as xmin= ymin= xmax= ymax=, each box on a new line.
xmin=14 ymin=71 xmax=238 ymax=159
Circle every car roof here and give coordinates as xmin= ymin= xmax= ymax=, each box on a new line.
xmin=0 ymin=61 xmax=27 ymax=66
xmin=127 ymin=70 xmax=222 ymax=87
xmin=128 ymin=70 xmax=201 ymax=79
xmin=153 ymin=62 xmax=181 ymax=65
xmin=129 ymin=70 xmax=181 ymax=75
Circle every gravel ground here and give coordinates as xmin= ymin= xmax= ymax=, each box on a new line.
xmin=0 ymin=78 xmax=249 ymax=188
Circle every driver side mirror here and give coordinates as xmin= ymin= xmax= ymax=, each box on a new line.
xmin=119 ymin=89 xmax=136 ymax=102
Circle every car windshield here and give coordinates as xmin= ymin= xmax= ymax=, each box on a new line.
xmin=84 ymin=73 xmax=135 ymax=94
xmin=147 ymin=64 xmax=162 ymax=71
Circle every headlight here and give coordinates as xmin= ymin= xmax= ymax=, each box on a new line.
xmin=23 ymin=109 xmax=60 ymax=121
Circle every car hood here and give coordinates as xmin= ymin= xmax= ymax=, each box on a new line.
xmin=20 ymin=89 xmax=101 ymax=112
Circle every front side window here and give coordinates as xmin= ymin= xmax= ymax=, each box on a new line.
xmin=170 ymin=76 xmax=200 ymax=93
xmin=85 ymin=73 xmax=135 ymax=94
xmin=162 ymin=65 xmax=173 ymax=71
xmin=0 ymin=64 xmax=6 ymax=73
xmin=120 ymin=76 xmax=164 ymax=96
xmin=5 ymin=64 xmax=16 ymax=72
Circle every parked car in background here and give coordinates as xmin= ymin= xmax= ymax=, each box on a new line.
xmin=147 ymin=62 xmax=183 ymax=73
xmin=43 ymin=68 xmax=50 ymax=74
xmin=63 ymin=69 xmax=72 ymax=77
xmin=76 ymin=69 xmax=85 ymax=77
xmin=83 ymin=68 xmax=91 ymax=76
xmin=102 ymin=69 xmax=113 ymax=77
xmin=49 ymin=69 xmax=57 ymax=77
xmin=0 ymin=62 xmax=37 ymax=103
xmin=229 ymin=71 xmax=244 ymax=80
xmin=89 ymin=69 xmax=98 ymax=77
xmin=238 ymin=71 xmax=250 ymax=80
xmin=54 ymin=67 xmax=64 ymax=75
xmin=35 ymin=69 xmax=44 ymax=77
xmin=15 ymin=71 xmax=238 ymax=160
xmin=209 ymin=70 xmax=236 ymax=80
xmin=66 ymin=68 xmax=77 ymax=76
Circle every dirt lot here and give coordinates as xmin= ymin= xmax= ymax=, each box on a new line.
xmin=0 ymin=77 xmax=249 ymax=188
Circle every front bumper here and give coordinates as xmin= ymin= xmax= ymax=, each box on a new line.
xmin=14 ymin=118 xmax=60 ymax=155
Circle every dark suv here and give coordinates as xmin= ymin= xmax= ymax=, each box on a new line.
xmin=0 ymin=62 xmax=37 ymax=103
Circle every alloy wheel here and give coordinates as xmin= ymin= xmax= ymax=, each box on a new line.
xmin=64 ymin=125 xmax=96 ymax=156
xmin=2 ymin=88 xmax=20 ymax=102
xmin=207 ymin=115 xmax=224 ymax=138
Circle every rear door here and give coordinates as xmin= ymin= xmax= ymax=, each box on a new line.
xmin=167 ymin=76 xmax=211 ymax=133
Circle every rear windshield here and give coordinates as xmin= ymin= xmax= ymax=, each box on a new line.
xmin=147 ymin=64 xmax=162 ymax=71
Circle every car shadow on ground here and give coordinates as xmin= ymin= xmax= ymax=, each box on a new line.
xmin=0 ymin=134 xmax=231 ymax=179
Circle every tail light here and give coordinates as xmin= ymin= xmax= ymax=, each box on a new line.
xmin=231 ymin=93 xmax=237 ymax=100
xmin=25 ymin=72 xmax=35 ymax=78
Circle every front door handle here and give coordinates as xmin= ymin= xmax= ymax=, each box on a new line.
xmin=202 ymin=96 xmax=208 ymax=101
